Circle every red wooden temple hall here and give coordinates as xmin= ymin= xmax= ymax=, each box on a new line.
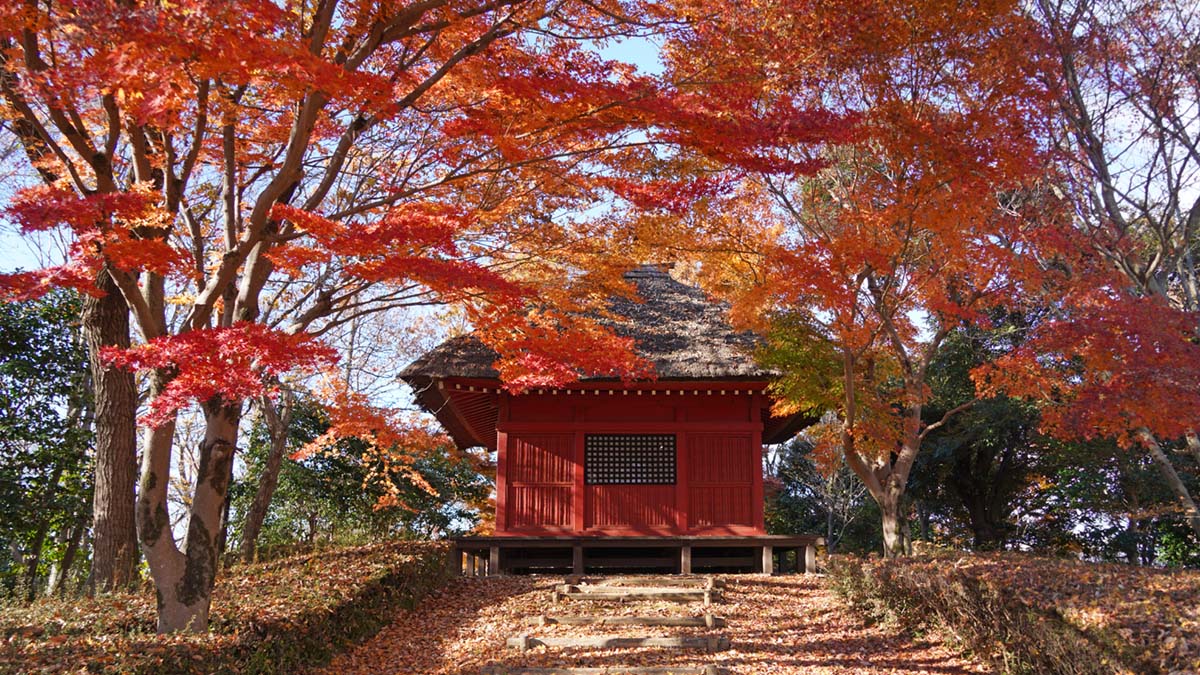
xmin=401 ymin=264 xmax=822 ymax=574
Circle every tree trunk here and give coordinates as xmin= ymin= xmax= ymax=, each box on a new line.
xmin=52 ymin=510 xmax=89 ymax=596
xmin=215 ymin=459 xmax=236 ymax=560
xmin=947 ymin=445 xmax=1008 ymax=550
xmin=240 ymin=391 xmax=294 ymax=563
xmin=1115 ymin=457 xmax=1146 ymax=565
xmin=839 ymin=357 xmax=931 ymax=559
xmin=139 ymin=393 xmax=242 ymax=633
xmin=45 ymin=540 xmax=64 ymax=596
xmin=826 ymin=504 xmax=836 ymax=554
xmin=960 ymin=486 xmax=1004 ymax=550
xmin=1187 ymin=432 xmax=1200 ymax=469
xmin=74 ymin=528 xmax=92 ymax=594
xmin=915 ymin=501 xmax=932 ymax=542
xmin=1138 ymin=429 xmax=1200 ymax=539
xmin=306 ymin=512 xmax=319 ymax=546
xmin=82 ymin=269 xmax=139 ymax=593
xmin=880 ymin=485 xmax=910 ymax=559
xmin=844 ymin=448 xmax=913 ymax=558
xmin=23 ymin=517 xmax=51 ymax=602
xmin=24 ymin=464 xmax=65 ymax=601
xmin=136 ymin=402 xmax=189 ymax=632
xmin=1122 ymin=515 xmax=1142 ymax=566
xmin=176 ymin=401 xmax=240 ymax=630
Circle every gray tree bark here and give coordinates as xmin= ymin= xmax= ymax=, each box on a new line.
xmin=137 ymin=386 xmax=242 ymax=633
xmin=878 ymin=477 xmax=912 ymax=559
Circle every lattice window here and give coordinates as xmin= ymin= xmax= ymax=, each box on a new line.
xmin=585 ymin=434 xmax=676 ymax=485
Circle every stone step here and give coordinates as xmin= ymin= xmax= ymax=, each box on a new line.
xmin=527 ymin=614 xmax=725 ymax=628
xmin=506 ymin=634 xmax=731 ymax=652
xmin=553 ymin=586 xmax=720 ymax=605
xmin=566 ymin=576 xmax=725 ymax=589
xmin=482 ymin=666 xmax=725 ymax=675
xmin=559 ymin=584 xmax=717 ymax=595
xmin=552 ymin=590 xmax=718 ymax=605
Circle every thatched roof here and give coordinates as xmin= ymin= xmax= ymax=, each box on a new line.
xmin=401 ymin=265 xmax=819 ymax=449
xmin=401 ymin=265 xmax=771 ymax=382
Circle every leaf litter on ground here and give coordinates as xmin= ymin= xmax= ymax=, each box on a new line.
xmin=318 ymin=573 xmax=990 ymax=675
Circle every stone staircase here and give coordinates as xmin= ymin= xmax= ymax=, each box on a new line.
xmin=483 ymin=575 xmax=730 ymax=675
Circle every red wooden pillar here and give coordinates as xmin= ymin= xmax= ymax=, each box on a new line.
xmin=496 ymin=429 xmax=508 ymax=533
xmin=676 ymin=431 xmax=689 ymax=534
xmin=751 ymin=391 xmax=765 ymax=532
xmin=572 ymin=430 xmax=585 ymax=532
xmin=674 ymin=403 xmax=687 ymax=534
xmin=495 ymin=394 xmax=509 ymax=533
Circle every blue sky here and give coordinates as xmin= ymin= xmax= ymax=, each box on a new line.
xmin=597 ymin=35 xmax=663 ymax=75
xmin=0 ymin=228 xmax=62 ymax=272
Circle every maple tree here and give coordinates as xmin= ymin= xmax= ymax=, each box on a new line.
xmin=654 ymin=0 xmax=1052 ymax=556
xmin=975 ymin=285 xmax=1200 ymax=538
xmin=0 ymin=0 xmax=703 ymax=632
xmin=1008 ymin=0 xmax=1200 ymax=538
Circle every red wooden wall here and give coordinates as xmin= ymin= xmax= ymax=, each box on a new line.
xmin=494 ymin=384 xmax=766 ymax=536
xmin=687 ymin=433 xmax=755 ymax=529
xmin=505 ymin=434 xmax=574 ymax=529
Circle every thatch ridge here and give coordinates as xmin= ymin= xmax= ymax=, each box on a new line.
xmin=400 ymin=265 xmax=771 ymax=381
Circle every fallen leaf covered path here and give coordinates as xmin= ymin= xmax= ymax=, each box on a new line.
xmin=316 ymin=574 xmax=990 ymax=675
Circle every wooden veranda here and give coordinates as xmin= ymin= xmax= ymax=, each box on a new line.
xmin=451 ymin=534 xmax=822 ymax=577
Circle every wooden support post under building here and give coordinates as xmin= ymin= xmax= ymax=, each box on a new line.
xmin=448 ymin=534 xmax=822 ymax=579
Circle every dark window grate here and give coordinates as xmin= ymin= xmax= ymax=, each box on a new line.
xmin=585 ymin=434 xmax=676 ymax=485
